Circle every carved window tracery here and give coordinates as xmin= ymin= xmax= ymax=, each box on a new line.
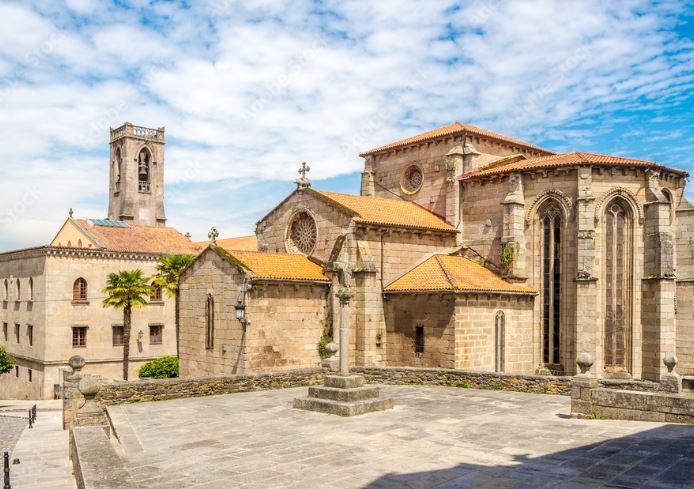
xmin=401 ymin=165 xmax=423 ymax=194
xmin=287 ymin=211 xmax=317 ymax=255
xmin=604 ymin=200 xmax=632 ymax=373
xmin=541 ymin=203 xmax=561 ymax=366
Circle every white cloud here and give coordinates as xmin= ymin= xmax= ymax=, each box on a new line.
xmin=0 ymin=0 xmax=692 ymax=248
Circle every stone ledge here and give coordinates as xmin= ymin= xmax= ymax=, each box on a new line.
xmin=70 ymin=426 xmax=142 ymax=489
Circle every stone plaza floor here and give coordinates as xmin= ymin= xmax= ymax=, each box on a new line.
xmin=107 ymin=385 xmax=694 ymax=489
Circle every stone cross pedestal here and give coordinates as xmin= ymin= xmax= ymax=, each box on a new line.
xmin=294 ymin=287 xmax=394 ymax=416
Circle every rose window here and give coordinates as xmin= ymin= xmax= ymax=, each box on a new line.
xmin=402 ymin=165 xmax=423 ymax=193
xmin=288 ymin=211 xmax=317 ymax=255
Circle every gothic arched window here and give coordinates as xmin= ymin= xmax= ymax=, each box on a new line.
xmin=138 ymin=148 xmax=151 ymax=192
xmin=113 ymin=148 xmax=122 ymax=192
xmin=541 ymin=202 xmax=562 ymax=366
xmin=495 ymin=311 xmax=505 ymax=373
xmin=604 ymin=199 xmax=632 ymax=373
xmin=73 ymin=278 xmax=88 ymax=301
xmin=205 ymin=294 xmax=214 ymax=350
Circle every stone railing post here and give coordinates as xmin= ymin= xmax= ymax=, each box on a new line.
xmin=659 ymin=355 xmax=682 ymax=393
xmin=62 ymin=355 xmax=85 ymax=430
xmin=571 ymin=352 xmax=598 ymax=419
xmin=75 ymin=376 xmax=109 ymax=434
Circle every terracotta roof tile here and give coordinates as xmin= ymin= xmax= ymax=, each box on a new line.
xmin=311 ymin=189 xmax=455 ymax=233
xmin=216 ymin=248 xmax=329 ymax=282
xmin=385 ymin=254 xmax=535 ymax=294
xmin=360 ymin=122 xmax=554 ymax=156
xmin=196 ymin=235 xmax=257 ymax=252
xmin=76 ymin=220 xmax=201 ymax=254
xmin=461 ymin=152 xmax=688 ymax=179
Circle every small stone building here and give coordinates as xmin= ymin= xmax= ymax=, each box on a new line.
xmin=178 ymin=247 xmax=331 ymax=375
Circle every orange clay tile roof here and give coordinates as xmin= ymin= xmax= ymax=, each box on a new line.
xmin=385 ymin=254 xmax=535 ymax=294
xmin=196 ymin=235 xmax=258 ymax=252
xmin=215 ymin=248 xmax=330 ymax=282
xmin=461 ymin=151 xmax=689 ymax=179
xmin=75 ymin=220 xmax=200 ymax=254
xmin=310 ymin=189 xmax=455 ymax=233
xmin=360 ymin=122 xmax=554 ymax=156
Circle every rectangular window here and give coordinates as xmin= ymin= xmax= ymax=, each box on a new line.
xmin=2 ymin=322 xmax=7 ymax=341
xmin=28 ymin=369 xmax=32 ymax=382
xmin=72 ymin=327 xmax=87 ymax=348
xmin=14 ymin=324 xmax=20 ymax=344
xmin=27 ymin=325 xmax=33 ymax=346
xmin=149 ymin=325 xmax=162 ymax=345
xmin=415 ymin=324 xmax=424 ymax=356
xmin=15 ymin=365 xmax=19 ymax=377
xmin=112 ymin=326 xmax=124 ymax=346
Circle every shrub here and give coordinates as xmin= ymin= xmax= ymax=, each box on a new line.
xmin=138 ymin=356 xmax=179 ymax=379
xmin=0 ymin=346 xmax=15 ymax=375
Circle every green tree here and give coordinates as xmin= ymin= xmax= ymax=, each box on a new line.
xmin=152 ymin=254 xmax=193 ymax=358
xmin=103 ymin=270 xmax=151 ymax=380
xmin=0 ymin=346 xmax=15 ymax=375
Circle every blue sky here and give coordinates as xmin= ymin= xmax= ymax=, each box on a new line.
xmin=0 ymin=0 xmax=692 ymax=250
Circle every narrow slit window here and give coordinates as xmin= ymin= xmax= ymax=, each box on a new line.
xmin=415 ymin=324 xmax=424 ymax=356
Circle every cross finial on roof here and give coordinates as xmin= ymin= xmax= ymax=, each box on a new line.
xmin=69 ymin=208 xmax=74 ymax=218
xmin=294 ymin=161 xmax=311 ymax=189
xmin=208 ymin=227 xmax=219 ymax=244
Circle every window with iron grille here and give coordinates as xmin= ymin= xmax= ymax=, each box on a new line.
xmin=72 ymin=327 xmax=87 ymax=348
xmin=149 ymin=325 xmax=163 ymax=345
xmin=112 ymin=325 xmax=124 ymax=346
xmin=415 ymin=324 xmax=424 ymax=356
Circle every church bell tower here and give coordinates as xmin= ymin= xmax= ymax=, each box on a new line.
xmin=107 ymin=122 xmax=167 ymax=227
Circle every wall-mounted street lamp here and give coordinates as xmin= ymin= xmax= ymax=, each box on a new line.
xmin=235 ymin=300 xmax=248 ymax=331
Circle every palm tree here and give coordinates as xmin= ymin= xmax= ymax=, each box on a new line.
xmin=103 ymin=270 xmax=151 ymax=380
xmin=152 ymin=255 xmax=194 ymax=357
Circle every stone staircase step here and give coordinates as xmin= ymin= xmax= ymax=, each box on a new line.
xmin=293 ymin=396 xmax=394 ymax=417
xmin=323 ymin=375 xmax=365 ymax=389
xmin=308 ymin=385 xmax=381 ymax=402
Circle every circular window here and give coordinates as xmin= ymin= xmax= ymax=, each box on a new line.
xmin=401 ymin=165 xmax=423 ymax=194
xmin=287 ymin=211 xmax=317 ymax=255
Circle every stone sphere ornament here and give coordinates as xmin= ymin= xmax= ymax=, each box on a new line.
xmin=576 ymin=352 xmax=594 ymax=375
xmin=663 ymin=355 xmax=678 ymax=373
xmin=68 ymin=355 xmax=86 ymax=373
xmin=78 ymin=376 xmax=100 ymax=398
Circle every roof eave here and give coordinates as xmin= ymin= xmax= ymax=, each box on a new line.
xmin=384 ymin=288 xmax=537 ymax=295
xmin=355 ymin=220 xmax=456 ymax=234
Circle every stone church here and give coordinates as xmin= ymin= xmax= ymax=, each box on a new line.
xmin=179 ymin=122 xmax=694 ymax=382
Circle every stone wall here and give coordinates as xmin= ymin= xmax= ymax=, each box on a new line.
xmin=352 ymin=366 xmax=572 ymax=395
xmin=385 ymin=294 xmax=456 ymax=368
xmin=591 ymin=388 xmax=694 ymax=423
xmin=96 ymin=369 xmax=325 ymax=404
xmin=454 ymin=293 xmax=535 ymax=373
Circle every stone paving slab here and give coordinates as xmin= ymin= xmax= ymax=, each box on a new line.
xmin=6 ymin=401 xmax=76 ymax=489
xmin=109 ymin=385 xmax=694 ymax=488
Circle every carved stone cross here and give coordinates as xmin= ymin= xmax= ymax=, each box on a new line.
xmin=208 ymin=227 xmax=219 ymax=243
xmin=294 ymin=161 xmax=312 ymax=189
